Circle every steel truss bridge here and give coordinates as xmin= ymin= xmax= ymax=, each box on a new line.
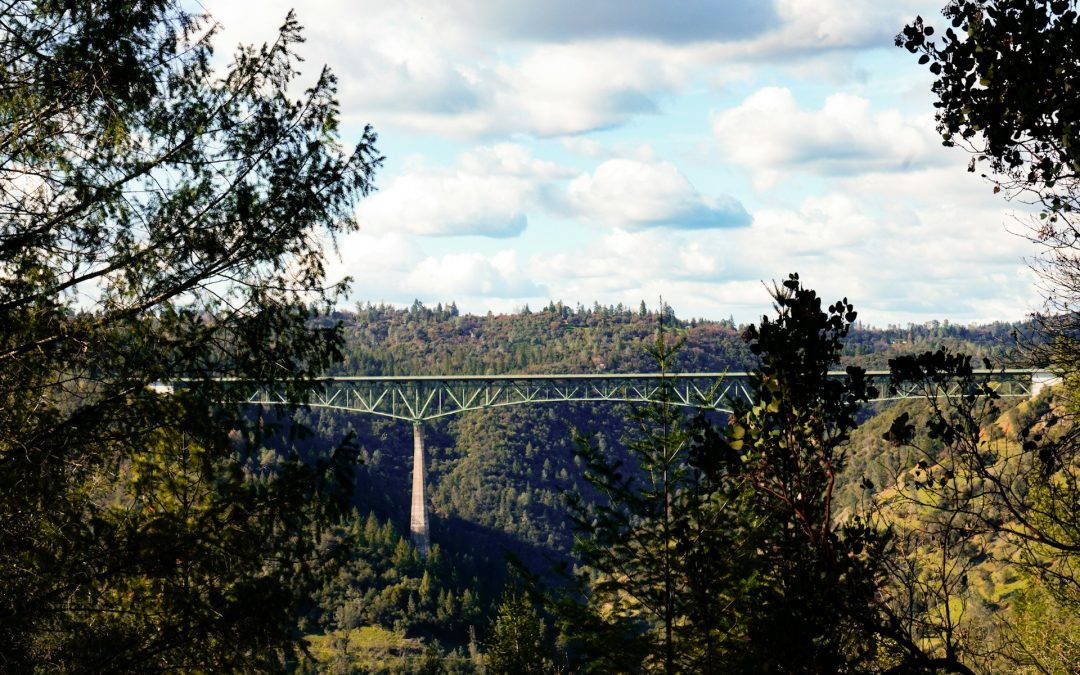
xmin=222 ymin=369 xmax=1053 ymax=556
xmin=236 ymin=369 xmax=1046 ymax=423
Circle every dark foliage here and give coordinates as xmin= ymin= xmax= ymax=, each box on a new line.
xmin=0 ymin=1 xmax=378 ymax=669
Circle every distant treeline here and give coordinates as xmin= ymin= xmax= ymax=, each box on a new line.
xmin=320 ymin=300 xmax=1033 ymax=376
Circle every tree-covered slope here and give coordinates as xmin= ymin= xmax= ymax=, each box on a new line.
xmin=324 ymin=301 xmax=1027 ymax=376
xmin=292 ymin=302 xmax=1042 ymax=669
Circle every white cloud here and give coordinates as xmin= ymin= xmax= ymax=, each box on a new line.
xmin=334 ymin=232 xmax=420 ymax=276
xmin=749 ymin=194 xmax=879 ymax=256
xmin=727 ymin=193 xmax=1041 ymax=324
xmin=565 ymin=159 xmax=750 ymax=229
xmin=530 ymin=228 xmax=762 ymax=317
xmin=407 ymin=250 xmax=545 ymax=298
xmin=532 ymin=228 xmax=743 ymax=293
xmin=526 ymin=192 xmax=1041 ymax=325
xmin=837 ymin=165 xmax=1030 ymax=215
xmin=358 ymin=149 xmax=748 ymax=236
xmin=700 ymin=0 xmax=938 ymax=60
xmin=357 ymin=173 xmax=529 ymax=238
xmin=769 ymin=0 xmax=906 ymax=49
xmin=202 ymin=0 xmax=943 ymax=140
xmin=330 ymin=31 xmax=692 ymax=138
xmin=328 ymin=233 xmax=547 ymax=305
xmin=712 ymin=87 xmax=937 ymax=187
xmin=324 ymin=231 xmax=422 ymax=303
xmin=330 ymin=34 xmax=692 ymax=139
xmin=355 ymin=144 xmax=568 ymax=238
xmin=332 ymin=189 xmax=1041 ymax=325
xmin=200 ymin=0 xmax=1040 ymax=326
xmin=413 ymin=41 xmax=689 ymax=138
xmin=457 ymin=143 xmax=570 ymax=180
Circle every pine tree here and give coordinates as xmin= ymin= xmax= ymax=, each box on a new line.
xmin=555 ymin=313 xmax=742 ymax=673
xmin=485 ymin=592 xmax=552 ymax=675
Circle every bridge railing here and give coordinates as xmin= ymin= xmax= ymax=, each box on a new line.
xmin=216 ymin=369 xmax=1043 ymax=423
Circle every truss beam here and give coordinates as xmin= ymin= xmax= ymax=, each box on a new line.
xmin=234 ymin=370 xmax=1043 ymax=424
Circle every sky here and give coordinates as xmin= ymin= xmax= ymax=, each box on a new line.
xmin=200 ymin=0 xmax=1044 ymax=327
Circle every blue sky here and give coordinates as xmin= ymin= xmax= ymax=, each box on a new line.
xmin=203 ymin=0 xmax=1042 ymax=326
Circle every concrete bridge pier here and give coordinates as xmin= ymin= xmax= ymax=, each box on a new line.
xmin=410 ymin=423 xmax=430 ymax=557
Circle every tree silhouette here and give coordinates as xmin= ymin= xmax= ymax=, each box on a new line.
xmin=0 ymin=1 xmax=379 ymax=669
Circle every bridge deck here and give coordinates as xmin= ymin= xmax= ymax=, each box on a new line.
xmin=221 ymin=369 xmax=1043 ymax=423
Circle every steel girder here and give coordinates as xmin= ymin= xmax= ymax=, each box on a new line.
xmin=230 ymin=370 xmax=1042 ymax=423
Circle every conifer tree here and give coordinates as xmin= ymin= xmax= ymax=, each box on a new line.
xmin=556 ymin=312 xmax=743 ymax=673
xmin=485 ymin=592 xmax=552 ymax=675
xmin=0 ymin=0 xmax=379 ymax=669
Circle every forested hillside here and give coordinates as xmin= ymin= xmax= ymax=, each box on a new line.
xmin=289 ymin=301 xmax=1056 ymax=671
xmin=324 ymin=301 xmax=1025 ymax=376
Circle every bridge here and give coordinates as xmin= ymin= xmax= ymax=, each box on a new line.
xmin=214 ymin=369 xmax=1049 ymax=556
